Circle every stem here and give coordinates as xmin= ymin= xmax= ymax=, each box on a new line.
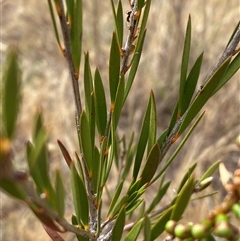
xmin=57 ymin=0 xmax=82 ymax=129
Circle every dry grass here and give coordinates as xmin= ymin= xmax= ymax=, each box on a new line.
xmin=1 ymin=0 xmax=239 ymax=240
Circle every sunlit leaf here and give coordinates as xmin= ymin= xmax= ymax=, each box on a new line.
xmin=147 ymin=181 xmax=171 ymax=214
xmin=199 ymin=160 xmax=221 ymax=182
xmin=133 ymin=93 xmax=151 ymax=180
xmin=107 ymin=180 xmax=124 ymax=217
xmin=144 ymin=215 xmax=151 ymax=241
xmin=57 ymin=139 xmax=73 ymax=168
xmin=181 ymin=52 xmax=203 ymax=113
xmin=109 ymin=32 xmax=121 ymax=102
xmin=151 ymin=207 xmax=173 ymax=240
xmin=94 ymin=68 xmax=107 ymax=137
xmin=147 ymin=91 xmax=157 ymax=155
xmin=139 ymin=143 xmax=160 ymax=187
xmin=178 ymin=16 xmax=191 ymax=116
xmin=179 ymin=57 xmax=231 ymax=134
xmin=70 ymin=164 xmax=89 ymax=227
xmin=124 ymin=219 xmax=143 ymax=241
xmin=80 ymin=111 xmax=93 ymax=173
xmin=171 ymin=174 xmax=195 ymax=221
xmin=3 ymin=46 xmax=21 ymax=139
xmin=55 ymin=170 xmax=65 ymax=217
xmin=112 ymin=206 xmax=126 ymax=241
xmin=116 ymin=0 xmax=124 ymax=46
xmin=124 ymin=30 xmax=146 ymax=103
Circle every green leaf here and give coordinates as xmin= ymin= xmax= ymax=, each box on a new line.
xmin=126 ymin=199 xmax=143 ymax=215
xmin=147 ymin=91 xmax=157 ymax=155
xmin=110 ymin=195 xmax=129 ymax=218
xmin=157 ymin=128 xmax=168 ymax=148
xmin=124 ymin=219 xmax=143 ymax=241
xmin=137 ymin=0 xmax=145 ymax=11
xmin=92 ymin=146 xmax=100 ymax=193
xmin=151 ymin=207 xmax=173 ymax=240
xmin=177 ymin=162 xmax=197 ymax=193
xmin=0 ymin=179 xmax=26 ymax=201
xmin=112 ymin=206 xmax=126 ymax=241
xmin=139 ymin=143 xmax=160 ymax=187
xmin=109 ymin=32 xmax=121 ymax=103
xmin=121 ymin=133 xmax=136 ymax=180
xmin=171 ymin=174 xmax=195 ymax=221
xmin=70 ymin=164 xmax=89 ymax=227
xmin=3 ymin=46 xmax=21 ymax=139
xmin=179 ymin=57 xmax=231 ymax=134
xmin=83 ymin=52 xmax=93 ymax=119
xmin=57 ymin=139 xmax=73 ymax=168
xmin=124 ymin=30 xmax=146 ymax=103
xmin=94 ymin=68 xmax=107 ymax=137
xmin=137 ymin=0 xmax=151 ymax=48
xmin=69 ymin=0 xmax=82 ymax=73
xmin=80 ymin=111 xmax=93 ymax=173
xmin=211 ymin=52 xmax=240 ymax=96
xmin=178 ymin=16 xmax=191 ymax=116
xmin=144 ymin=215 xmax=151 ymax=241
xmin=199 ymin=160 xmax=221 ymax=182
xmin=181 ymin=52 xmax=203 ymax=113
xmin=127 ymin=179 xmax=141 ymax=197
xmin=112 ymin=75 xmax=125 ymax=131
xmin=154 ymin=111 xmax=205 ymax=184
xmin=147 ymin=181 xmax=171 ymax=214
xmin=47 ymin=0 xmax=62 ymax=50
xmin=133 ymin=93 xmax=151 ymax=180
xmin=107 ymin=180 xmax=124 ymax=217
xmin=116 ymin=0 xmax=124 ymax=46
xmin=226 ymin=21 xmax=240 ymax=47
xmin=55 ymin=170 xmax=65 ymax=217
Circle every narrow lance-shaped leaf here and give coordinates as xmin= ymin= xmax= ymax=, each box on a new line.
xmin=57 ymin=139 xmax=73 ymax=168
xmin=83 ymin=52 xmax=93 ymax=119
xmin=133 ymin=92 xmax=151 ymax=180
xmin=47 ymin=0 xmax=63 ymax=53
xmin=111 ymin=206 xmax=126 ymax=241
xmin=211 ymin=52 xmax=240 ymax=96
xmin=199 ymin=160 xmax=221 ymax=182
xmin=116 ymin=0 xmax=124 ymax=46
xmin=171 ymin=174 xmax=195 ymax=221
xmin=70 ymin=0 xmax=82 ymax=75
xmin=92 ymin=146 xmax=100 ymax=193
xmin=151 ymin=207 xmax=173 ymax=240
xmin=3 ymin=46 xmax=21 ymax=139
xmin=55 ymin=170 xmax=65 ymax=217
xmin=144 ymin=215 xmax=151 ymax=241
xmin=178 ymin=15 xmax=191 ymax=116
xmin=107 ymin=180 xmax=124 ymax=217
xmin=80 ymin=111 xmax=93 ymax=174
xmin=70 ymin=164 xmax=89 ymax=228
xmin=124 ymin=219 xmax=143 ymax=241
xmin=179 ymin=56 xmax=231 ymax=135
xmin=139 ymin=143 xmax=160 ymax=187
xmin=181 ymin=52 xmax=203 ymax=114
xmin=147 ymin=90 xmax=157 ymax=155
xmin=94 ymin=68 xmax=107 ymax=137
xmin=109 ymin=32 xmax=121 ymax=102
xmin=124 ymin=30 xmax=146 ymax=103
xmin=112 ymin=75 xmax=125 ymax=132
xmin=147 ymin=180 xmax=171 ymax=214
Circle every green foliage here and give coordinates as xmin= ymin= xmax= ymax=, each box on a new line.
xmin=1 ymin=1 xmax=240 ymax=241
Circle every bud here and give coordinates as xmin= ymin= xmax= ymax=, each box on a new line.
xmin=214 ymin=221 xmax=233 ymax=238
xmin=165 ymin=220 xmax=177 ymax=235
xmin=174 ymin=223 xmax=191 ymax=239
xmin=231 ymin=203 xmax=240 ymax=219
xmin=214 ymin=213 xmax=229 ymax=224
xmin=191 ymin=223 xmax=208 ymax=239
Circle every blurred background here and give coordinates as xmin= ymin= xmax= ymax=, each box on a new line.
xmin=1 ymin=0 xmax=239 ymax=240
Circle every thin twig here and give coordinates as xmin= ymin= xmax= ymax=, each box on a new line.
xmin=159 ymin=26 xmax=240 ymax=163
xmin=120 ymin=0 xmax=138 ymax=75
xmin=57 ymin=0 xmax=82 ymax=129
